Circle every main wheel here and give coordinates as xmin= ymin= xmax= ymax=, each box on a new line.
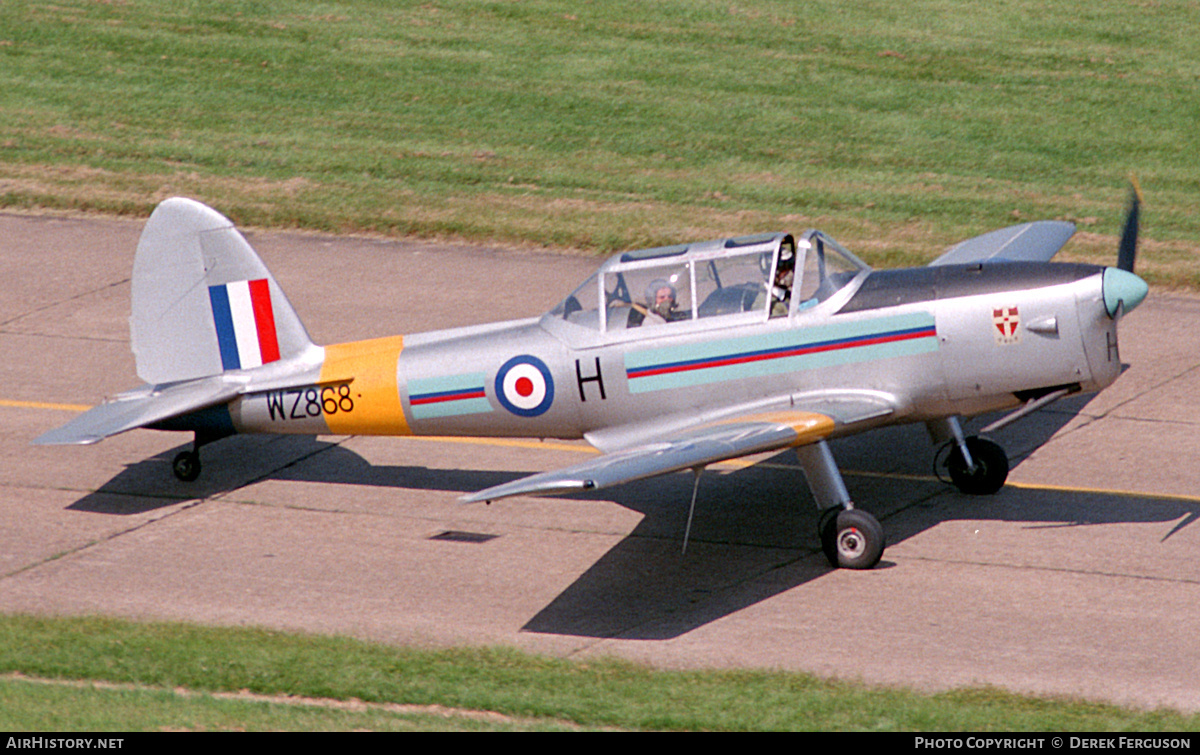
xmin=946 ymin=436 xmax=1008 ymax=495
xmin=172 ymin=450 xmax=201 ymax=482
xmin=820 ymin=508 xmax=885 ymax=570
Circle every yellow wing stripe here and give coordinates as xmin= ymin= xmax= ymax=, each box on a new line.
xmin=318 ymin=335 xmax=410 ymax=435
xmin=714 ymin=410 xmax=837 ymax=446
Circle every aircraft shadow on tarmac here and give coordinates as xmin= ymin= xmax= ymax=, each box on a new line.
xmin=65 ymin=393 xmax=1198 ymax=640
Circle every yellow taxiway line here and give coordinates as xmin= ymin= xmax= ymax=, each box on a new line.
xmin=0 ymin=398 xmax=94 ymax=412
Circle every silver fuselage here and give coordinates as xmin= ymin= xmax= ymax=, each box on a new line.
xmin=226 ymin=261 xmax=1119 ymax=451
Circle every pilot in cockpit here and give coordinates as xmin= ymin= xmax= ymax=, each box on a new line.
xmin=629 ymin=279 xmax=687 ymax=326
xmin=648 ymin=279 xmax=684 ymax=322
xmin=770 ymin=241 xmax=795 ymax=316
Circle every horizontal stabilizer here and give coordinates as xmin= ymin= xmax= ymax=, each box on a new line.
xmin=32 ymin=377 xmax=241 ymax=446
xmin=929 ymin=220 xmax=1075 ymax=267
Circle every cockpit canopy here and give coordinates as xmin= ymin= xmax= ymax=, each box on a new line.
xmin=545 ymin=230 xmax=869 ymax=334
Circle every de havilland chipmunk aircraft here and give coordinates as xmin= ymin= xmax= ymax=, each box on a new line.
xmin=36 ymin=190 xmax=1149 ymax=570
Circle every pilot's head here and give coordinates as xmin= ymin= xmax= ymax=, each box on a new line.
xmin=775 ymin=242 xmax=796 ymax=288
xmin=646 ymin=279 xmax=677 ymax=318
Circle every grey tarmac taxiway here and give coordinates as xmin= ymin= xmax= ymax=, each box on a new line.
xmin=2 ymin=210 xmax=1198 ymax=712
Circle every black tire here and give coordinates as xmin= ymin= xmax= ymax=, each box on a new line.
xmin=820 ymin=508 xmax=885 ymax=570
xmin=946 ymin=436 xmax=1008 ymax=495
xmin=172 ymin=450 xmax=201 ymax=482
xmin=817 ymin=505 xmax=845 ymax=565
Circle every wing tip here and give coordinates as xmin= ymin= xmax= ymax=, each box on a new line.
xmin=32 ymin=428 xmax=106 ymax=446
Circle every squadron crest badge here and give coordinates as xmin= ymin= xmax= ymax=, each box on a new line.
xmin=992 ymin=305 xmax=1021 ymax=345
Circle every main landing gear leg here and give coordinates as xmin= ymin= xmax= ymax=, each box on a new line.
xmin=927 ymin=417 xmax=1009 ymax=496
xmin=796 ymin=440 xmax=885 ymax=570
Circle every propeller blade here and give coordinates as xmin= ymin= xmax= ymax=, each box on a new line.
xmin=1116 ymin=178 xmax=1143 ymax=273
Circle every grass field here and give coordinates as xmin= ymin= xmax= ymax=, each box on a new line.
xmin=0 ymin=0 xmax=1197 ymax=283
xmin=2 ymin=614 xmax=1197 ymax=731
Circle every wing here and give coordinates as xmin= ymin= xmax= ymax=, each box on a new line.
xmin=929 ymin=220 xmax=1075 ymax=266
xmin=459 ymin=393 xmax=897 ymax=503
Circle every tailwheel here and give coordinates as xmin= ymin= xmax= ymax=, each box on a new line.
xmin=172 ymin=450 xmax=202 ymax=482
xmin=819 ymin=506 xmax=885 ymax=570
xmin=946 ymin=436 xmax=1008 ymax=495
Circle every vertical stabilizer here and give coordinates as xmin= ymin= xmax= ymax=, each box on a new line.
xmin=130 ymin=198 xmax=314 ymax=385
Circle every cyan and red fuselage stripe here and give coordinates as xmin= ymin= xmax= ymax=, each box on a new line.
xmin=409 ymin=386 xmax=488 ymax=406
xmin=405 ymin=371 xmax=493 ymax=421
xmin=208 ymin=279 xmax=281 ymax=371
xmin=628 ymin=321 xmax=936 ymax=386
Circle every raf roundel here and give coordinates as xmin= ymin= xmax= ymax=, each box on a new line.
xmin=495 ymin=355 xmax=554 ymax=417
